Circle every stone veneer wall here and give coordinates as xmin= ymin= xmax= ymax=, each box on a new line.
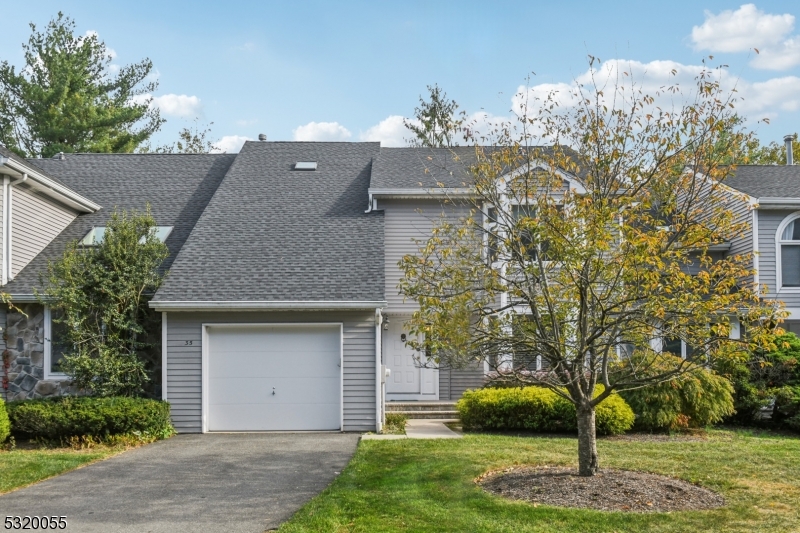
xmin=2 ymin=303 xmax=75 ymax=400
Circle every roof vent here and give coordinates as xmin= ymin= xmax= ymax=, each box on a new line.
xmin=785 ymin=134 xmax=794 ymax=165
xmin=294 ymin=161 xmax=317 ymax=171
xmin=258 ymin=133 xmax=267 ymax=141
xmin=52 ymin=152 xmax=66 ymax=160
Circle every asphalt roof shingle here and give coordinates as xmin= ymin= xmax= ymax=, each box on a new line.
xmin=370 ymin=146 xmax=585 ymax=190
xmin=4 ymin=153 xmax=236 ymax=296
xmin=724 ymin=165 xmax=800 ymax=198
xmin=151 ymin=141 xmax=385 ymax=303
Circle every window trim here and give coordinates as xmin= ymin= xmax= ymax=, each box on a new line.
xmin=775 ymin=211 xmax=800 ymax=293
xmin=43 ymin=306 xmax=69 ymax=381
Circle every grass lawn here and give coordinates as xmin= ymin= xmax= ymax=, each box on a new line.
xmin=0 ymin=446 xmax=123 ymax=495
xmin=279 ymin=429 xmax=800 ymax=532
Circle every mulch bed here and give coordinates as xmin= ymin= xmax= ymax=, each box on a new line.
xmin=478 ymin=466 xmax=725 ymax=512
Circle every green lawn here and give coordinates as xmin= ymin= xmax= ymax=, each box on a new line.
xmin=0 ymin=447 xmax=122 ymax=494
xmin=279 ymin=429 xmax=800 ymax=532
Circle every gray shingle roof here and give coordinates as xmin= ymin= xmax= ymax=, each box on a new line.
xmin=151 ymin=141 xmax=384 ymax=303
xmin=724 ymin=165 xmax=800 ymax=198
xmin=5 ymin=153 xmax=236 ymax=296
xmin=370 ymin=146 xmax=584 ymax=190
xmin=371 ymin=147 xmax=484 ymax=189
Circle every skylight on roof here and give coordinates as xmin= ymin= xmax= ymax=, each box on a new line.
xmin=294 ymin=161 xmax=317 ymax=171
xmin=80 ymin=226 xmax=173 ymax=246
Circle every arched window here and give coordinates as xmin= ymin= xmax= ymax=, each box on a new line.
xmin=779 ymin=214 xmax=800 ymax=288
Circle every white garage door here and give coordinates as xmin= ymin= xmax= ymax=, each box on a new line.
xmin=206 ymin=324 xmax=341 ymax=431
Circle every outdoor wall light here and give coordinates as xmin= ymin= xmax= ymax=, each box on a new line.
xmin=383 ymin=316 xmax=390 ymax=330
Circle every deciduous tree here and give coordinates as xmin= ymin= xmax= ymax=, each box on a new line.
xmin=40 ymin=206 xmax=169 ymax=397
xmin=399 ymin=59 xmax=784 ymax=476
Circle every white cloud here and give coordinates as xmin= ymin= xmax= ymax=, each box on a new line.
xmin=211 ymin=135 xmax=252 ymax=153
xmin=149 ymin=94 xmax=203 ymax=118
xmin=508 ymin=58 xmax=800 ymax=132
xmin=691 ymin=4 xmax=800 ymax=70
xmin=235 ymin=118 xmax=258 ymax=127
xmin=293 ymin=121 xmax=352 ymax=141
xmin=359 ymin=115 xmax=413 ymax=146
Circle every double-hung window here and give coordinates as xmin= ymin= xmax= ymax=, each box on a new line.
xmin=779 ymin=217 xmax=800 ymax=288
xmin=43 ymin=307 xmax=71 ymax=380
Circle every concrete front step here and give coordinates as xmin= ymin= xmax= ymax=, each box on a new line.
xmin=386 ymin=402 xmax=456 ymax=412
xmin=389 ymin=410 xmax=460 ymax=420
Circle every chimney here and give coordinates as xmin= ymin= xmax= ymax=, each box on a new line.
xmin=258 ymin=133 xmax=267 ymax=142
xmin=785 ymin=134 xmax=794 ymax=165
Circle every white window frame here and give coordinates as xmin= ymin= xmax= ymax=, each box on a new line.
xmin=776 ymin=211 xmax=800 ymax=293
xmin=43 ymin=306 xmax=69 ymax=381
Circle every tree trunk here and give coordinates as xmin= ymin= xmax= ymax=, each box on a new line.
xmin=577 ymin=403 xmax=599 ymax=476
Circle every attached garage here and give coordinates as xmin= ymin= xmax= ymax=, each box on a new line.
xmin=202 ymin=324 xmax=342 ymax=432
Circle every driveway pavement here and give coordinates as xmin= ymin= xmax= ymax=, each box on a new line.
xmin=0 ymin=433 xmax=360 ymax=533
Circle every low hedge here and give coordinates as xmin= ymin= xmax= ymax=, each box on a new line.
xmin=0 ymin=397 xmax=10 ymax=443
xmin=6 ymin=396 xmax=174 ymax=441
xmin=457 ymin=386 xmax=634 ymax=435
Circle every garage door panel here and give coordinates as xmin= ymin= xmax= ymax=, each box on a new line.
xmin=206 ymin=324 xmax=342 ymax=431
xmin=209 ymin=403 xmax=340 ymax=431
xmin=209 ymin=376 xmax=340 ymax=405
xmin=208 ymin=326 xmax=337 ymax=352
xmin=209 ymin=351 xmax=340 ymax=378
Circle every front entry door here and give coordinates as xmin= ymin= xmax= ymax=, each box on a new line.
xmin=384 ymin=317 xmax=437 ymax=400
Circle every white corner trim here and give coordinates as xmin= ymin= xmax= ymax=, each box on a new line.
xmin=43 ymin=306 xmax=69 ymax=381
xmin=2 ymin=175 xmax=8 ymax=285
xmin=161 ymin=311 xmax=168 ymax=401
xmin=774 ymin=211 xmax=800 ymax=292
xmin=752 ymin=208 xmax=760 ymax=293
xmin=149 ymin=300 xmax=388 ymax=311
xmin=375 ymin=308 xmax=383 ymax=433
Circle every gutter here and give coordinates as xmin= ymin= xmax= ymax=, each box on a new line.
xmin=368 ymin=187 xmax=474 ymax=199
xmin=149 ymin=300 xmax=389 ymax=312
xmin=0 ymin=156 xmax=101 ymax=213
xmin=755 ymin=197 xmax=800 ymax=209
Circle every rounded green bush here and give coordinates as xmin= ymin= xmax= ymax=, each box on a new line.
xmin=457 ymin=385 xmax=634 ymax=436
xmin=6 ymin=396 xmax=174 ymax=441
xmin=0 ymin=397 xmax=10 ymax=443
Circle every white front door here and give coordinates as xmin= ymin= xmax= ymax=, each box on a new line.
xmin=384 ymin=317 xmax=437 ymax=401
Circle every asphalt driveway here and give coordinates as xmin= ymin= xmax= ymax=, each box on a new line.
xmin=0 ymin=433 xmax=360 ymax=533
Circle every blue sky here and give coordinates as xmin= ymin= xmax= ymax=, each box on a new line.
xmin=2 ymin=1 xmax=799 ymax=152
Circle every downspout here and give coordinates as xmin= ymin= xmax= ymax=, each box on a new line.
xmin=364 ymin=193 xmax=376 ymax=213
xmin=375 ymin=308 xmax=383 ymax=432
xmin=1 ymin=175 xmax=8 ymax=285
xmin=161 ymin=311 xmax=168 ymax=401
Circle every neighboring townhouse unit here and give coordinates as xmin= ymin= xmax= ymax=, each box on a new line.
xmin=721 ymin=164 xmax=800 ymax=335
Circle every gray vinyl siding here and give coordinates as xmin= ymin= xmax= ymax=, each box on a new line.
xmin=381 ymin=198 xmax=473 ymax=314
xmin=165 ymin=310 xmax=376 ymax=433
xmin=10 ymin=184 xmax=77 ymax=278
xmin=728 ymin=192 xmax=754 ymax=263
xmin=757 ymin=209 xmax=800 ymax=307
xmin=438 ymin=364 xmax=485 ymax=400
xmin=0 ymin=184 xmax=4 ymax=278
